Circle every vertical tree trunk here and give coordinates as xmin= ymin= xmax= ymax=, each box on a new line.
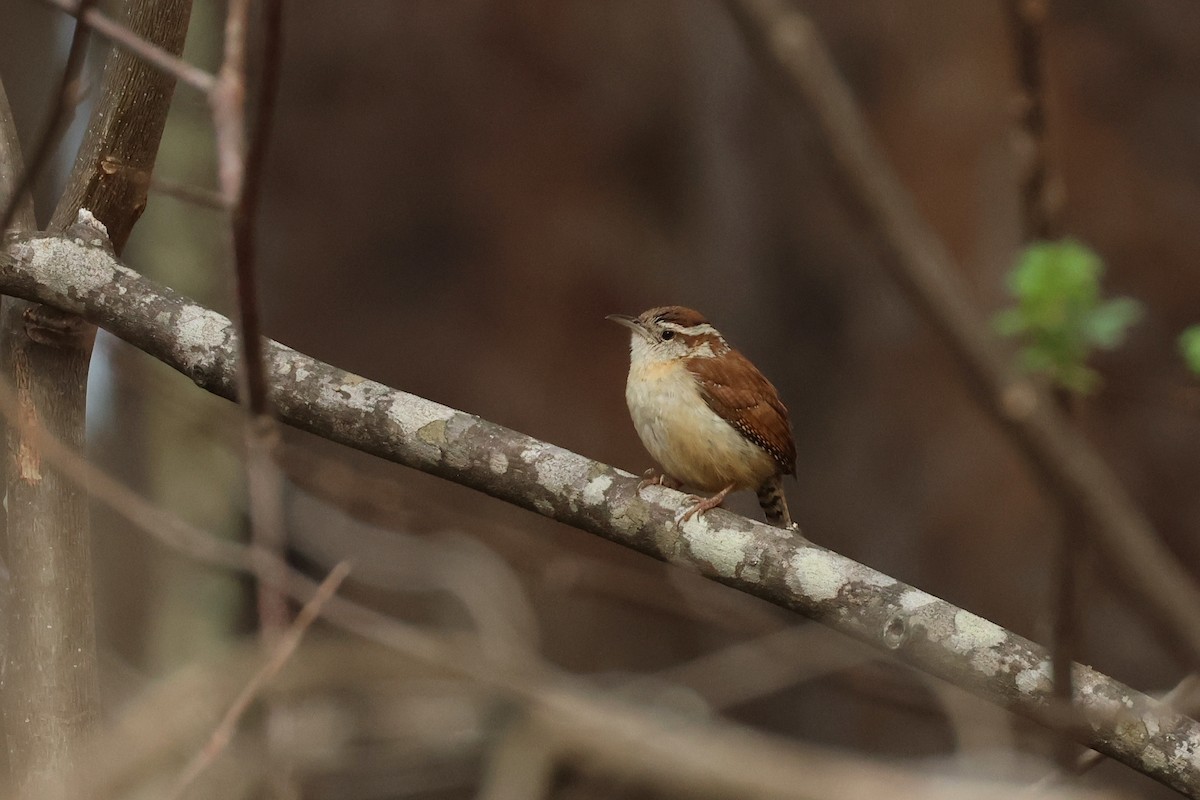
xmin=0 ymin=297 xmax=98 ymax=797
xmin=0 ymin=0 xmax=191 ymax=793
xmin=0 ymin=70 xmax=39 ymax=798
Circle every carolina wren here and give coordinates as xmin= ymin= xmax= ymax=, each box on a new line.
xmin=608 ymin=306 xmax=796 ymax=528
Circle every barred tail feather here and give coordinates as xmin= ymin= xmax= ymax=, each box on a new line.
xmin=756 ymin=475 xmax=793 ymax=529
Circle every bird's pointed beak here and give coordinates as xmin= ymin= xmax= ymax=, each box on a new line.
xmin=606 ymin=313 xmax=653 ymax=342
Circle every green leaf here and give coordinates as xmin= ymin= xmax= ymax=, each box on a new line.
xmin=1007 ymin=240 xmax=1101 ymax=307
xmin=1180 ymin=325 xmax=1200 ymax=375
xmin=1083 ymin=297 xmax=1143 ymax=349
xmin=997 ymin=238 xmax=1142 ymax=395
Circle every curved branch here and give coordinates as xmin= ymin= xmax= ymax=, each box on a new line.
xmin=2 ymin=228 xmax=1200 ymax=796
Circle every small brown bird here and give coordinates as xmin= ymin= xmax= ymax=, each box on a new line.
xmin=608 ymin=306 xmax=796 ymax=528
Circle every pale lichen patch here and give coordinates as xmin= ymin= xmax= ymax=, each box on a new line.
xmin=682 ymin=525 xmax=754 ymax=580
xmin=330 ymin=376 xmax=377 ymax=409
xmin=581 ymin=474 xmax=612 ymax=506
xmin=76 ymin=208 xmax=108 ymax=237
xmin=783 ymin=550 xmax=897 ymax=603
xmin=1143 ymin=745 xmax=1166 ymax=772
xmin=389 ymin=394 xmax=455 ymax=440
xmin=488 ymin=452 xmax=509 ymax=474
xmin=524 ymin=446 xmax=588 ymax=495
xmin=25 ymin=237 xmax=116 ymax=298
xmin=786 ymin=549 xmax=849 ymax=602
xmin=175 ymin=304 xmax=229 ymax=368
xmin=898 ymin=589 xmax=936 ymax=612
xmin=948 ymin=610 xmax=1007 ymax=655
xmin=1015 ymin=660 xmax=1052 ymax=694
xmin=636 ymin=484 xmax=679 ymax=513
xmin=1167 ymin=736 xmax=1199 ymax=771
xmin=417 ymin=419 xmax=447 ymax=446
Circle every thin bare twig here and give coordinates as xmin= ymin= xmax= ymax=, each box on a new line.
xmin=232 ymin=0 xmax=284 ymax=421
xmin=1002 ymin=0 xmax=1081 ymax=757
xmin=212 ymin=0 xmax=279 ymax=420
xmin=0 ymin=0 xmax=97 ymax=238
xmin=166 ymin=562 xmax=351 ymax=800
xmin=212 ymin=0 xmax=250 ymax=209
xmin=722 ymin=0 xmax=1200 ymax=670
xmin=38 ymin=0 xmax=215 ymax=94
xmin=212 ymin=0 xmax=289 ymax=648
xmin=1004 ymin=0 xmax=1059 ymax=240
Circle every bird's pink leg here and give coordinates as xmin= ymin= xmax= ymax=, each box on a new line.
xmin=679 ymin=482 xmax=737 ymax=524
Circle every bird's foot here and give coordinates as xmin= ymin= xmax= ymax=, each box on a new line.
xmin=675 ymin=483 xmax=737 ymax=525
xmin=637 ymin=469 xmax=682 ymax=493
xmin=676 ymin=494 xmax=721 ymax=524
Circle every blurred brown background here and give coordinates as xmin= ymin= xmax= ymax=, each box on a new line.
xmin=3 ymin=1 xmax=1200 ymax=797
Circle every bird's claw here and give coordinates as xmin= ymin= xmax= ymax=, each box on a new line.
xmin=637 ymin=469 xmax=682 ymax=493
xmin=675 ymin=493 xmax=723 ymax=525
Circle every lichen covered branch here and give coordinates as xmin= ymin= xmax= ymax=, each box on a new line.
xmin=2 ymin=228 xmax=1200 ymax=795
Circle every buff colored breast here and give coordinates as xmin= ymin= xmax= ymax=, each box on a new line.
xmin=625 ymin=359 xmax=777 ymax=492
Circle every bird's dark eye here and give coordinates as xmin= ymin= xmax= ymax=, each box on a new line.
xmin=661 ymin=330 xmax=675 ymax=341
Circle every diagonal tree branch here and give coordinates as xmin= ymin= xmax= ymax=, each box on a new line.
xmin=721 ymin=0 xmax=1200 ymax=669
xmin=2 ymin=229 xmax=1200 ymax=797
xmin=38 ymin=0 xmax=215 ymax=94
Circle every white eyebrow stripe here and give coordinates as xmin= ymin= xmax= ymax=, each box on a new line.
xmin=660 ymin=322 xmax=720 ymax=336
